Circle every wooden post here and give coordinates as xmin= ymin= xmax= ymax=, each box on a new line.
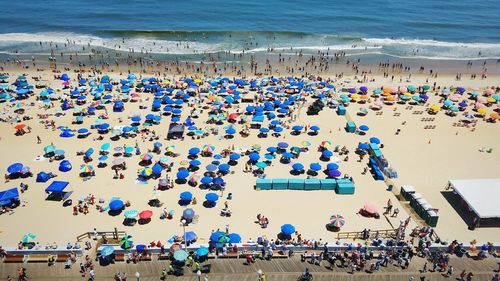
xmin=114 ymin=228 xmax=118 ymax=239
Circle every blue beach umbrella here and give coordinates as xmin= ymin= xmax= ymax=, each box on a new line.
xmin=369 ymin=137 xmax=380 ymax=144
xmin=292 ymin=125 xmax=303 ymax=131
xmin=184 ymin=231 xmax=197 ymax=242
xmin=189 ymin=160 xmax=201 ymax=166
xmin=176 ymin=169 xmax=189 ymax=179
xmin=228 ymin=233 xmax=242 ymax=243
xmin=180 ymin=191 xmax=193 ymax=201
xmin=267 ymin=147 xmax=277 ymax=153
xmin=281 ymin=224 xmax=296 ymax=235
xmin=292 ymin=163 xmax=304 ymax=171
xmin=310 ymin=163 xmax=322 ymax=171
xmin=359 ymin=125 xmax=369 ymax=132
xmin=201 ymin=176 xmax=213 ymax=185
xmin=310 ymin=125 xmax=320 ymax=131
xmin=206 ymin=164 xmax=217 ymax=172
xmin=248 ymin=152 xmax=260 ymax=162
xmin=277 ymin=142 xmax=289 ymax=149
xmin=282 ymin=152 xmax=293 ymax=159
xmin=188 ymin=147 xmax=200 ymax=155
xmin=109 ymin=199 xmax=125 ymax=211
xmin=358 ymin=143 xmax=370 ymax=150
xmin=205 ymin=193 xmax=219 ymax=202
xmin=218 ymin=163 xmax=230 ymax=172
xmin=210 ymin=231 xmax=226 ymax=242
xmin=322 ymin=150 xmax=333 ymax=157
xmin=229 ymin=153 xmax=240 ymax=161
xmin=7 ymin=163 xmax=23 ymax=174
xmin=327 ymin=163 xmax=339 ymax=170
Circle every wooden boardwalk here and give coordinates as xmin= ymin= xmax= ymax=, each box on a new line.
xmin=1 ymin=255 xmax=499 ymax=280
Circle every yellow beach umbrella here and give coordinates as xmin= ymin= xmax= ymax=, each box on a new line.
xmin=477 ymin=108 xmax=487 ymax=115
xmin=194 ymin=79 xmax=202 ymax=84
xmin=403 ymin=92 xmax=412 ymax=97
xmin=487 ymin=97 xmax=495 ymax=103
xmin=351 ymin=94 xmax=359 ymax=99
xmin=430 ymin=105 xmax=441 ymax=111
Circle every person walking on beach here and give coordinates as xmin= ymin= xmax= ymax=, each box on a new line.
xmin=386 ymin=199 xmax=393 ymax=214
xmin=37 ymin=135 xmax=41 ymax=144
xmin=446 ymin=265 xmax=454 ymax=277
xmin=460 ymin=270 xmax=467 ymax=280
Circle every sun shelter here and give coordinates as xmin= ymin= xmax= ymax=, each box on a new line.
xmin=45 ymin=181 xmax=72 ymax=201
xmin=0 ymin=187 xmax=20 ymax=207
xmin=448 ymin=179 xmax=500 ymax=226
xmin=167 ymin=123 xmax=185 ymax=140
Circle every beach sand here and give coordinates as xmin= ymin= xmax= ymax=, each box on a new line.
xmin=0 ymin=67 xmax=498 ymax=248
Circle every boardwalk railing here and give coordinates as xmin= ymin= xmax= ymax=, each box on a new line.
xmin=336 ymin=229 xmax=397 ymax=240
xmin=76 ymin=228 xmax=126 ymax=242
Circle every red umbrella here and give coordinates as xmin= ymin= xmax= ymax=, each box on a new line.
xmin=228 ymin=113 xmax=239 ymax=119
xmin=14 ymin=124 xmax=26 ymax=130
xmin=139 ymin=210 xmax=153 ymax=220
xmin=363 ymin=202 xmax=378 ymax=214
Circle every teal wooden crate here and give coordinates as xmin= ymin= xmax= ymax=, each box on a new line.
xmin=304 ymin=179 xmax=321 ymax=190
xmin=337 ymin=183 xmax=355 ymax=194
xmin=288 ymin=179 xmax=304 ymax=190
xmin=346 ymin=121 xmax=356 ymax=133
xmin=320 ymin=179 xmax=337 ymax=190
xmin=272 ymin=179 xmax=288 ymax=190
xmin=337 ymin=106 xmax=346 ymax=116
xmin=256 ymin=178 xmax=272 ymax=190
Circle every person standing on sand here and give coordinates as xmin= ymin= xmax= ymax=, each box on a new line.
xmin=37 ymin=135 xmax=41 ymax=144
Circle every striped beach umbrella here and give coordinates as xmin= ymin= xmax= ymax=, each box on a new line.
xmin=329 ymin=214 xmax=346 ymax=227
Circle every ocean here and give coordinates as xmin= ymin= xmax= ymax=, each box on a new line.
xmin=1 ymin=0 xmax=500 ymax=61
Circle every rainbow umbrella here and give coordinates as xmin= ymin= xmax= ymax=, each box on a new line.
xmin=321 ymin=140 xmax=332 ymax=147
xmin=301 ymin=141 xmax=311 ymax=147
xmin=138 ymin=167 xmax=152 ymax=176
xmin=140 ymin=154 xmax=153 ymax=161
xmin=80 ymin=164 xmax=94 ymax=173
xmin=329 ymin=214 xmax=346 ymax=227
xmin=202 ymin=144 xmax=215 ymax=153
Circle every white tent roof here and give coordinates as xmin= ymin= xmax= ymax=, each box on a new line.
xmin=449 ymin=179 xmax=500 ymax=219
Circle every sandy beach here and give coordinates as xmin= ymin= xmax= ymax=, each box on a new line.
xmin=0 ymin=62 xmax=499 ymax=251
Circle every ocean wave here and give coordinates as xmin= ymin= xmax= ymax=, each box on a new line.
xmin=362 ymin=38 xmax=500 ymax=49
xmin=0 ymin=32 xmax=499 ymax=59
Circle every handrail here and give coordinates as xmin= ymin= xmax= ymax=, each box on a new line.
xmin=336 ymin=229 xmax=397 ymax=240
xmin=76 ymin=228 xmax=126 ymax=242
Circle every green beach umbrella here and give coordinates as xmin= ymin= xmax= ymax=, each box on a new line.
xmin=422 ymin=85 xmax=431 ymax=91
xmin=407 ymin=85 xmax=417 ymax=92
xmin=120 ymin=234 xmax=133 ymax=249
xmin=22 ymin=233 xmax=36 ymax=243
xmin=218 ymin=234 xmax=230 ymax=244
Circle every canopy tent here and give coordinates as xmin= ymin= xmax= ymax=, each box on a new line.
xmin=44 ymin=181 xmax=71 ymax=201
xmin=0 ymin=187 xmax=19 ymax=206
xmin=449 ymin=179 xmax=500 ymax=219
xmin=167 ymin=123 xmax=185 ymax=140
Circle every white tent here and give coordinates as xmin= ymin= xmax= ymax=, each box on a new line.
xmin=449 ymin=179 xmax=500 ymax=219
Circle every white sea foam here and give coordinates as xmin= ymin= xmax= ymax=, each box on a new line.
xmin=0 ymin=32 xmax=499 ymax=59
